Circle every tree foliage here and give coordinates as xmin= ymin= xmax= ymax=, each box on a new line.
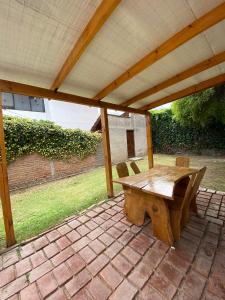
xmin=4 ymin=116 xmax=101 ymax=162
xmin=171 ymin=84 xmax=225 ymax=127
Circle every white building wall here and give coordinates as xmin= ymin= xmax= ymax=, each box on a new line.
xmin=46 ymin=100 xmax=99 ymax=130
xmin=133 ymin=115 xmax=147 ymax=157
xmin=108 ymin=115 xmax=132 ymax=163
xmin=108 ymin=114 xmax=147 ymax=164
xmin=3 ymin=99 xmax=99 ymax=131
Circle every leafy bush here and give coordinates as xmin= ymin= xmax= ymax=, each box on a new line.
xmin=151 ymin=109 xmax=225 ymax=154
xmin=4 ymin=116 xmax=101 ymax=162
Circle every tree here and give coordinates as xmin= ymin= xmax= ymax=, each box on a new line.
xmin=171 ymin=84 xmax=225 ymax=127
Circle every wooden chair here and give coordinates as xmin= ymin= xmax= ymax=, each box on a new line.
xmin=169 ymin=167 xmax=206 ymax=240
xmin=182 ymin=167 xmax=206 ymax=226
xmin=130 ymin=161 xmax=141 ymax=174
xmin=169 ymin=176 xmax=195 ymax=241
xmin=116 ymin=162 xmax=129 ymax=178
xmin=176 ymin=156 xmax=190 ymax=167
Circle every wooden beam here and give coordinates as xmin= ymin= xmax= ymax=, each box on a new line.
xmin=141 ymin=73 xmax=225 ymax=110
xmin=0 ymin=94 xmax=16 ymax=247
xmin=94 ymin=2 xmax=225 ymax=101
xmin=122 ymin=51 xmax=225 ymax=107
xmin=0 ymin=79 xmax=146 ymax=115
xmin=101 ymin=108 xmax=114 ymax=198
xmin=51 ymin=0 xmax=121 ymax=90
xmin=145 ymin=112 xmax=153 ymax=168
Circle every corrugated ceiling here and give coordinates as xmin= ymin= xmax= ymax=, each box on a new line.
xmin=0 ymin=0 xmax=224 ymax=110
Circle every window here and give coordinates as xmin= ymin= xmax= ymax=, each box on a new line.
xmin=14 ymin=95 xmax=31 ymax=111
xmin=2 ymin=93 xmax=45 ymax=112
xmin=30 ymin=97 xmax=45 ymax=112
xmin=2 ymin=93 xmax=14 ymax=109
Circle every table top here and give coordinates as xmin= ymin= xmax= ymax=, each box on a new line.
xmin=113 ymin=164 xmax=199 ymax=200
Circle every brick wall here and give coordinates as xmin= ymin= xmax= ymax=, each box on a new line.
xmin=8 ymin=154 xmax=52 ymax=189
xmin=7 ymin=149 xmax=103 ymax=190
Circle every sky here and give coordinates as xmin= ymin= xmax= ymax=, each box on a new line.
xmin=153 ymin=103 xmax=171 ymax=110
xmin=104 ymin=103 xmax=172 ymax=116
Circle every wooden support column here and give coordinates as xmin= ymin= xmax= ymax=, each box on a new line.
xmin=145 ymin=112 xmax=154 ymax=169
xmin=101 ymin=108 xmax=114 ymax=198
xmin=0 ymin=94 xmax=16 ymax=247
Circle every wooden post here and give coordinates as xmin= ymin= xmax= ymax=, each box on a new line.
xmin=0 ymin=94 xmax=16 ymax=247
xmin=145 ymin=112 xmax=154 ymax=168
xmin=101 ymin=108 xmax=114 ymax=198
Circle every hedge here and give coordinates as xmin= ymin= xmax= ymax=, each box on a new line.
xmin=4 ymin=116 xmax=101 ymax=162
xmin=152 ymin=109 xmax=225 ymax=154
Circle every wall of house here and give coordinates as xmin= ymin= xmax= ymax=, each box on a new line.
xmin=46 ymin=100 xmax=99 ymax=130
xmin=3 ymin=99 xmax=49 ymax=120
xmin=107 ymin=114 xmax=147 ymax=163
xmin=7 ymin=151 xmax=103 ymax=190
xmin=133 ymin=115 xmax=147 ymax=157
xmin=4 ymin=99 xmax=99 ymax=131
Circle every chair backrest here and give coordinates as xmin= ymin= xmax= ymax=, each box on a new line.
xmin=176 ymin=156 xmax=190 ymax=168
xmin=116 ymin=162 xmax=129 ymax=178
xmin=130 ymin=161 xmax=141 ymax=174
xmin=184 ymin=167 xmax=206 ymax=204
xmin=181 ymin=167 xmax=207 ymax=224
xmin=173 ymin=167 xmax=206 ymax=209
xmin=190 ymin=167 xmax=207 ymax=198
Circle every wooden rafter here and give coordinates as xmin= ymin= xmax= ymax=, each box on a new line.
xmin=51 ymin=0 xmax=121 ymax=91
xmin=0 ymin=79 xmax=146 ymax=115
xmin=122 ymin=51 xmax=225 ymax=107
xmin=141 ymin=73 xmax=225 ymax=110
xmin=93 ymin=2 xmax=225 ymax=101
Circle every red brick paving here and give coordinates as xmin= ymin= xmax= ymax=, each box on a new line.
xmin=0 ymin=190 xmax=225 ymax=299
xmin=197 ymin=187 xmax=225 ymax=224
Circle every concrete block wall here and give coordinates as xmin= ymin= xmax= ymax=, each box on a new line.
xmin=133 ymin=115 xmax=147 ymax=158
xmin=107 ymin=114 xmax=147 ymax=164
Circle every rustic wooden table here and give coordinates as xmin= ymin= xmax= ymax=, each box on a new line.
xmin=113 ymin=164 xmax=199 ymax=245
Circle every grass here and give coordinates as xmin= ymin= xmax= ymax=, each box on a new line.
xmin=1 ymin=154 xmax=225 ymax=249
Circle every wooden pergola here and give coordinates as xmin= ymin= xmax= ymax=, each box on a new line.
xmin=0 ymin=0 xmax=225 ymax=247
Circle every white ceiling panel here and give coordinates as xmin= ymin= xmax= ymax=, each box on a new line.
xmin=134 ymin=63 xmax=224 ymax=109
xmin=60 ymin=0 xmax=196 ymax=96
xmin=0 ymin=0 xmax=224 ymax=110
xmin=108 ymin=33 xmax=214 ymax=103
xmin=0 ymin=0 xmax=101 ymax=87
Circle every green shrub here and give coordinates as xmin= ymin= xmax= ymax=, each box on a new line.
xmin=4 ymin=116 xmax=101 ymax=162
xmin=151 ymin=109 xmax=225 ymax=154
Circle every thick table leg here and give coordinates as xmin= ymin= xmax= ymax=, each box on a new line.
xmin=145 ymin=195 xmax=174 ymax=246
xmin=123 ymin=187 xmax=174 ymax=245
xmin=123 ymin=188 xmax=145 ymax=226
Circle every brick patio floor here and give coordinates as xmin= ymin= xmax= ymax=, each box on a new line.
xmin=0 ymin=189 xmax=225 ymax=299
xmin=196 ymin=187 xmax=225 ymax=225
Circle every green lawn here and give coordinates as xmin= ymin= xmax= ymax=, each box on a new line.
xmin=1 ymin=154 xmax=225 ymax=249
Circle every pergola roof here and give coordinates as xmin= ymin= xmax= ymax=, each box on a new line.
xmin=0 ymin=0 xmax=225 ymax=113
